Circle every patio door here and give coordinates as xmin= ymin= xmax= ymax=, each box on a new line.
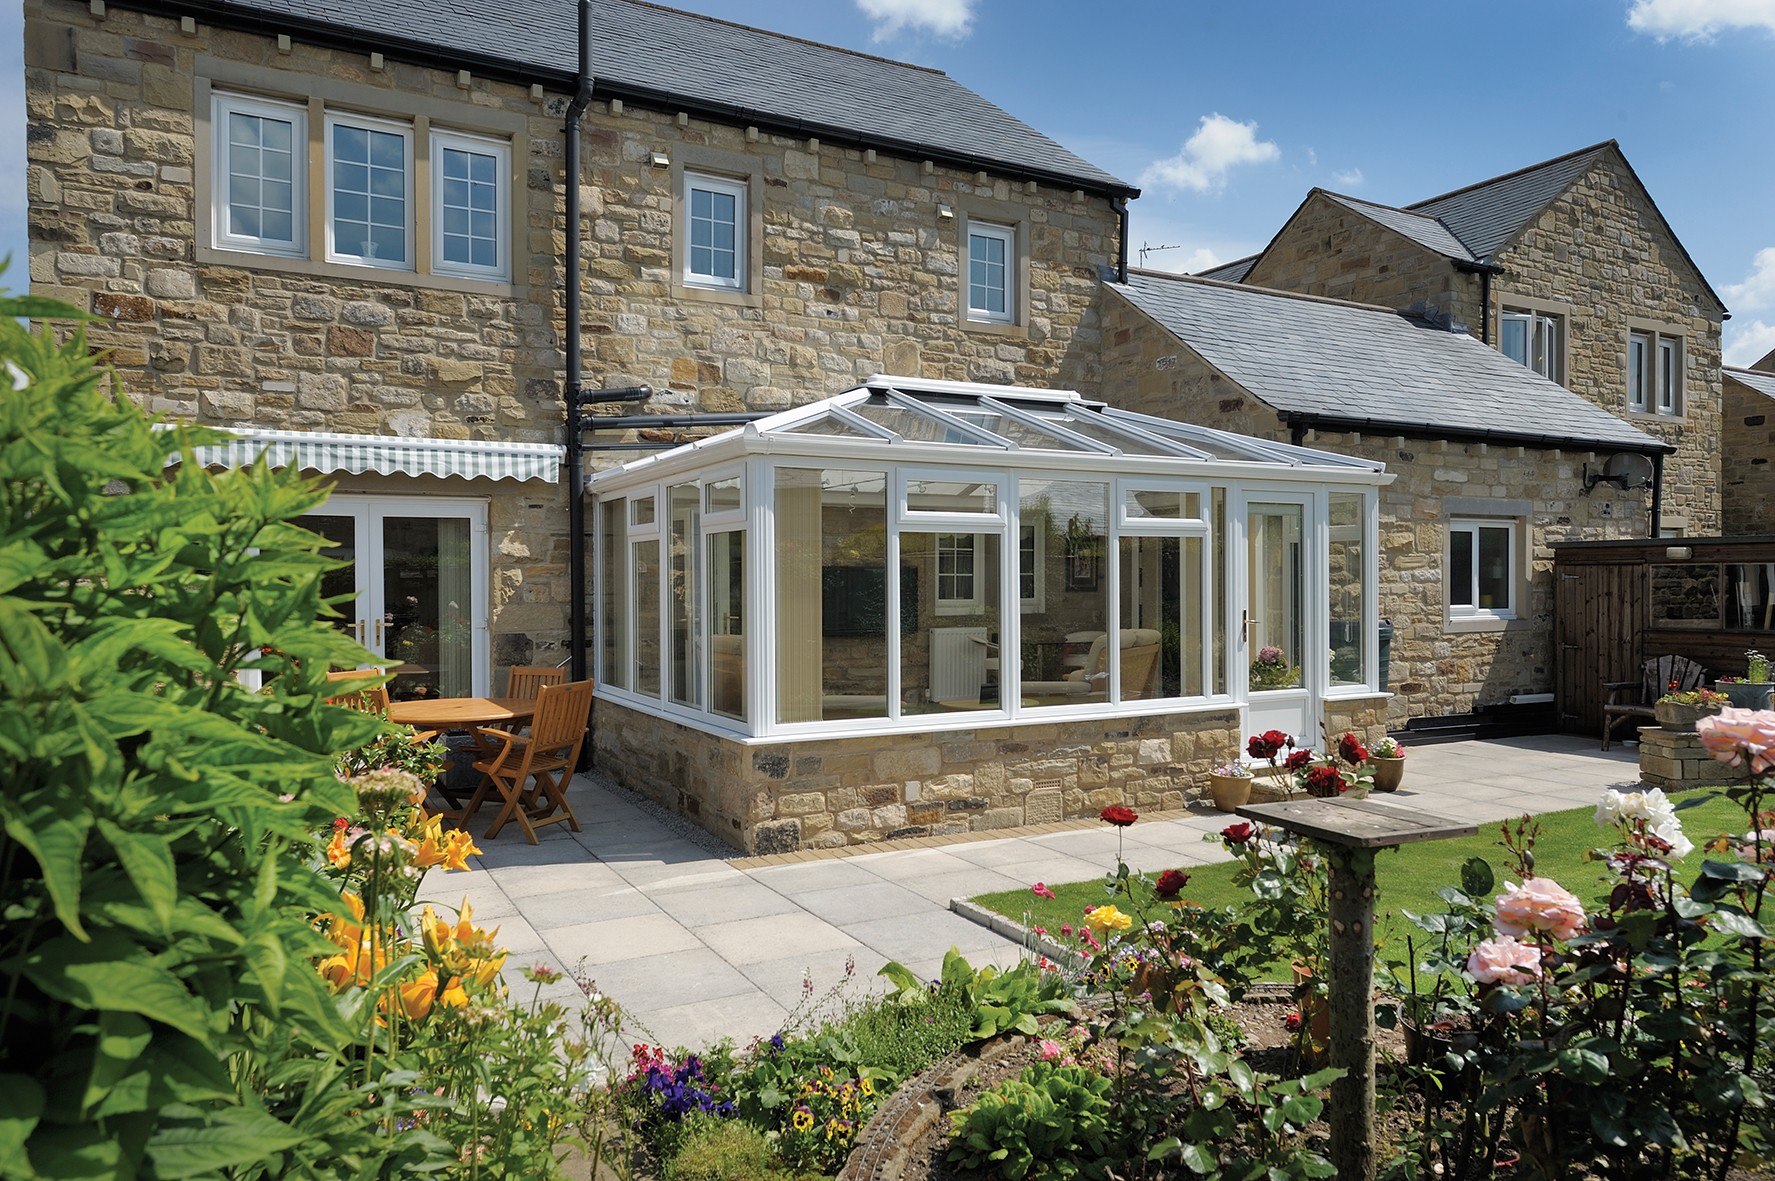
xmin=304 ymin=495 xmax=490 ymax=697
xmin=1238 ymin=494 xmax=1316 ymax=751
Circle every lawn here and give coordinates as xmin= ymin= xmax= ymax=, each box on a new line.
xmin=972 ymin=786 xmax=1751 ymax=961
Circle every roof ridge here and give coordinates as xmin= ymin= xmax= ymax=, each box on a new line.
xmin=1323 ymin=190 xmax=1444 ymax=223
xmin=620 ymin=0 xmax=946 ymax=77
xmin=1403 ymin=139 xmax=1616 ymax=213
xmin=1124 ymin=266 xmax=1421 ymax=319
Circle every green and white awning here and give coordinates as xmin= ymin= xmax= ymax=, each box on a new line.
xmin=181 ymin=428 xmax=565 ymax=484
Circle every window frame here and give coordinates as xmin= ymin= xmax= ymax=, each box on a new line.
xmin=1447 ymin=517 xmax=1519 ymax=623
xmin=966 ymin=220 xmax=1016 ymax=325
xmin=1628 ymin=327 xmax=1685 ymax=418
xmin=682 ymin=171 xmax=749 ymax=292
xmin=323 ymin=109 xmax=415 ymax=272
xmin=1500 ymin=307 xmax=1563 ymax=384
xmin=211 ymin=91 xmax=308 ymax=259
xmin=430 ymin=127 xmax=511 ymax=282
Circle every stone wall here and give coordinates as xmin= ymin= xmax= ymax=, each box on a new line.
xmin=1722 ymin=372 xmax=1775 ymax=536
xmin=1100 ymin=292 xmax=1650 ymax=726
xmin=24 ymin=0 xmax=1123 ymax=660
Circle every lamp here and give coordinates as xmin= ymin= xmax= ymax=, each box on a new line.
xmin=937 ymin=204 xmax=954 ymax=219
xmin=1664 ymin=546 xmax=1693 ymax=560
xmin=649 ymin=151 xmax=669 ymax=168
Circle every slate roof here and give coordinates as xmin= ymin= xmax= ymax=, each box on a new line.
xmin=1197 ymin=255 xmax=1258 ymax=282
xmin=1109 ymin=270 xmax=1670 ymax=453
xmin=134 ymin=0 xmax=1133 ymax=195
xmin=1405 ymin=142 xmax=1610 ymax=260
xmin=1322 ymin=193 xmax=1478 ymax=263
xmin=1725 ymin=366 xmax=1775 ymax=402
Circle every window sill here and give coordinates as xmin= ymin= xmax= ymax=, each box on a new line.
xmin=964 ymin=317 xmax=1026 ymax=339
xmin=672 ymin=281 xmax=763 ymax=310
xmin=1623 ymin=409 xmax=1687 ymax=425
xmin=1445 ymin=614 xmax=1522 ymax=635
xmin=195 ymin=245 xmax=518 ymax=298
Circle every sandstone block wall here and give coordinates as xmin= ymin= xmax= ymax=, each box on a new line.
xmin=1721 ymin=373 xmax=1775 ymax=536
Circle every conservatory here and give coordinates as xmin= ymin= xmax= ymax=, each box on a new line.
xmin=588 ymin=376 xmax=1392 ymax=853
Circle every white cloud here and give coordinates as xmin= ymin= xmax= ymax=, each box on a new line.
xmin=854 ymin=0 xmax=973 ymax=40
xmin=1725 ymin=320 xmax=1775 ymax=367
xmin=1724 ymin=246 xmax=1775 ymax=312
xmin=1332 ymin=168 xmax=1365 ymax=188
xmin=1139 ymin=113 xmax=1281 ymax=195
xmin=1627 ymin=0 xmax=1775 ymax=39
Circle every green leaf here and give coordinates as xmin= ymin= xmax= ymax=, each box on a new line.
xmin=0 ymin=1075 xmax=43 ymax=1179
xmin=1554 ymin=1045 xmax=1612 ymax=1084
xmin=241 ymin=932 xmax=289 ymax=1013
xmin=94 ymin=821 xmax=177 ymax=934
xmin=1 ymin=792 xmax=91 ymax=939
xmin=1700 ymin=859 xmax=1767 ymax=882
xmin=1180 ymin=1142 xmax=1216 ymax=1174
xmin=13 ymin=933 xmax=214 ymax=1043
xmin=145 ymin=1106 xmax=304 ymax=1179
xmin=1708 ymin=908 xmax=1770 ymax=939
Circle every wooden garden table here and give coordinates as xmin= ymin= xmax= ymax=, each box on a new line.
xmin=386 ymin=697 xmax=538 ymax=826
xmin=1237 ymin=795 xmax=1478 ymax=1181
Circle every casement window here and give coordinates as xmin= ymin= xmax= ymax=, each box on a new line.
xmin=1448 ymin=518 xmax=1517 ymax=620
xmin=935 ymin=533 xmax=981 ymax=611
xmin=1628 ymin=329 xmax=1684 ymax=416
xmin=432 ymin=130 xmax=510 ymax=281
xmin=1501 ymin=308 xmax=1562 ymax=383
xmin=683 ymin=172 xmax=747 ymax=290
xmin=326 ymin=113 xmax=412 ymax=269
xmin=967 ymin=221 xmax=1015 ymax=324
xmin=213 ymin=93 xmax=306 ymax=257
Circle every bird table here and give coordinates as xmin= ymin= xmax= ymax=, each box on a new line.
xmin=1237 ymin=795 xmax=1478 ymax=1181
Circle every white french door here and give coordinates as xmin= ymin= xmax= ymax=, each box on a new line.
xmin=1236 ymin=492 xmax=1317 ymax=751
xmin=305 ymin=495 xmax=490 ymax=696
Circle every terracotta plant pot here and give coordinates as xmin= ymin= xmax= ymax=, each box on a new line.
xmin=1208 ymin=772 xmax=1252 ymax=813
xmin=1654 ymin=699 xmax=1722 ymax=731
xmin=1369 ymin=754 xmax=1404 ymax=792
xmin=1290 ymin=963 xmax=1330 ymax=1050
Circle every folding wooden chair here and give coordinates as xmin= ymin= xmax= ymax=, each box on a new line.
xmin=461 ymin=679 xmax=593 ymax=844
xmin=325 ymin=669 xmax=391 ymax=714
xmin=505 ymin=665 xmax=568 ymax=700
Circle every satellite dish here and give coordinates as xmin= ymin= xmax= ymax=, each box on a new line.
xmin=1603 ymin=453 xmax=1654 ymax=490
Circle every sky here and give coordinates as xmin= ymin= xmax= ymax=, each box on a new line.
xmin=5 ymin=0 xmax=1775 ymax=364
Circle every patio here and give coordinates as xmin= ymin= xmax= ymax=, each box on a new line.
xmin=447 ymin=734 xmax=1640 ymax=1053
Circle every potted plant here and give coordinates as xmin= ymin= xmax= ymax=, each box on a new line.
xmin=1718 ymin=650 xmax=1774 ymax=709
xmin=1369 ymin=735 xmax=1406 ymax=792
xmin=1249 ymin=644 xmax=1301 ymax=690
xmin=1207 ymin=760 xmax=1253 ymax=812
xmin=1654 ymin=686 xmax=1727 ymax=731
xmin=1293 ymin=727 xmax=1373 ymax=799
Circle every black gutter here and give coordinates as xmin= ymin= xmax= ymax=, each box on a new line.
xmin=123 ymin=0 xmax=1139 ymax=201
xmin=1649 ymin=452 xmax=1665 ymax=539
xmin=563 ymin=0 xmax=599 ymax=686
xmin=1112 ymin=197 xmax=1129 ymax=284
xmin=1276 ymin=411 xmax=1676 ymax=456
xmin=583 ymin=414 xmax=769 ymax=433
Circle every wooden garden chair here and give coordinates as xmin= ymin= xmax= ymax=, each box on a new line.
xmin=1601 ymin=654 xmax=1706 ymax=750
xmin=325 ymin=669 xmax=391 ymax=714
xmin=505 ymin=664 xmax=568 ymax=700
xmin=460 ymin=679 xmax=593 ymax=844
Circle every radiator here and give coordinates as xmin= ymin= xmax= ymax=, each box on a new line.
xmin=930 ymin=627 xmax=989 ymax=702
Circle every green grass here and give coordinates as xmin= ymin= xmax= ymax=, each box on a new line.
xmin=973 ymin=787 xmax=1751 ymax=962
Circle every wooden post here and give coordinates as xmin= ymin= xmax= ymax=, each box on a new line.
xmin=1239 ymin=796 xmax=1477 ymax=1181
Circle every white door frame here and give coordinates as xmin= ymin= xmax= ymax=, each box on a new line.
xmin=1233 ymin=488 xmax=1321 ymax=752
xmin=314 ymin=494 xmax=492 ymax=695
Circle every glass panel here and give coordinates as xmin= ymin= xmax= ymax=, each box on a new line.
xmin=901 ymin=531 xmax=1001 ymax=714
xmin=1726 ymin=563 xmax=1774 ymax=631
xmin=227 ymin=110 xmax=297 ymax=244
xmin=1328 ymin=492 xmax=1365 ymax=687
xmin=708 ymin=531 xmax=745 ymax=721
xmin=668 ymin=484 xmax=700 ymax=708
xmin=1501 ymin=313 xmax=1528 ymax=367
xmin=1658 ymin=338 xmax=1679 ymax=412
xmin=1039 ymin=412 xmax=1176 ymax=456
xmin=1212 ymin=488 xmax=1227 ymax=695
xmin=1533 ymin=315 xmax=1558 ymax=380
xmin=1118 ymin=535 xmax=1202 ymax=701
xmin=775 ymin=468 xmax=891 ymax=723
xmin=1476 ymin=525 xmax=1512 ymax=612
xmin=631 ymin=496 xmax=655 ymax=527
xmin=705 ymin=476 xmax=742 ymax=514
xmin=598 ymin=499 xmax=627 ymax=690
xmin=332 ymin=123 xmax=407 ymax=264
xmin=945 ymin=410 xmax=1089 ymax=450
xmin=853 ymin=403 xmax=1006 ymax=446
xmin=906 ymin=475 xmax=996 ymax=513
xmin=383 ymin=516 xmax=473 ymax=699
xmin=1650 ymin=563 xmax=1720 ymax=626
xmin=688 ymin=183 xmax=738 ymax=281
xmin=780 ymin=413 xmax=872 ymax=438
xmin=306 ymin=513 xmax=363 ymax=651
xmin=1124 ymin=489 xmax=1203 ymax=520
xmin=632 ymin=539 xmax=660 ymax=695
xmin=1018 ymin=480 xmax=1112 ymax=704
xmin=439 ymin=144 xmax=499 ymax=269
xmin=1450 ymin=528 xmax=1476 ymax=607
xmin=1628 ymin=333 xmax=1649 ymax=410
xmin=968 ymin=230 xmax=1007 ymax=314
xmin=1248 ymin=503 xmax=1304 ymax=691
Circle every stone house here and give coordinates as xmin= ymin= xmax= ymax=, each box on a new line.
xmin=24 ymin=0 xmax=1136 ymax=703
xmin=1723 ymin=355 xmax=1775 ymax=536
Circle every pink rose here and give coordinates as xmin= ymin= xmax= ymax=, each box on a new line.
xmin=1494 ymin=877 xmax=1586 ymax=941
xmin=1696 ymin=708 xmax=1775 ymax=775
xmin=1032 ymin=882 xmax=1056 ymax=900
xmin=1467 ymin=935 xmax=1543 ymax=985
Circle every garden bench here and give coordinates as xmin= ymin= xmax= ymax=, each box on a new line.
xmin=1600 ymin=654 xmax=1706 ymax=750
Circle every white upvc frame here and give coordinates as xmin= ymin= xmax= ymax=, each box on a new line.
xmin=1628 ymin=328 xmax=1685 ymax=417
xmin=1500 ymin=307 xmax=1562 ymax=383
xmin=1448 ymin=516 xmax=1519 ymax=621
xmin=682 ymin=171 xmax=748 ymax=291
xmin=211 ymin=91 xmax=308 ymax=258
xmin=430 ymin=127 xmax=511 ymax=282
xmin=966 ymin=221 xmax=1016 ymax=324
xmin=324 ymin=109 xmax=415 ymax=270
xmin=1114 ymin=477 xmax=1217 ymax=704
xmin=1234 ymin=487 xmax=1322 ymax=751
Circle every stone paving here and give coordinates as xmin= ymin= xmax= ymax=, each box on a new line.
xmin=440 ymin=734 xmax=1641 ymax=1055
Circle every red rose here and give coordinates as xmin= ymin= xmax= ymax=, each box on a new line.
xmin=1221 ymin=821 xmax=1254 ymax=844
xmin=1283 ymin=1009 xmax=1302 ymax=1032
xmin=1305 ymin=765 xmax=1345 ymax=797
xmin=1099 ymin=805 xmax=1139 ymax=827
xmin=1337 ymin=733 xmax=1368 ymax=766
xmin=1155 ymin=869 xmax=1191 ymax=900
xmin=1284 ymin=749 xmax=1312 ymax=771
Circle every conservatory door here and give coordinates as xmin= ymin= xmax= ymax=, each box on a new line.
xmin=1239 ymin=496 xmax=1315 ymax=751
xmin=303 ymin=496 xmax=490 ymax=697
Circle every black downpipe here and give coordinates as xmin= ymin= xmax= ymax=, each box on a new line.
xmin=1649 ymin=451 xmax=1665 ymax=538
xmin=564 ymin=0 xmax=595 ymax=684
xmin=1113 ymin=197 xmax=1129 ymax=284
xmin=1478 ymin=266 xmax=1492 ymax=345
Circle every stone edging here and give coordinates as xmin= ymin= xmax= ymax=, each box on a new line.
xmin=948 ymin=898 xmax=1086 ymax=968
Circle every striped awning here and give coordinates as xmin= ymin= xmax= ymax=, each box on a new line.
xmin=180 ymin=428 xmax=565 ymax=484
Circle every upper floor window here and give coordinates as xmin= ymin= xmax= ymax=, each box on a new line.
xmin=326 ymin=113 xmax=411 ymax=269
xmin=935 ymin=533 xmax=981 ymax=612
xmin=433 ymin=130 xmax=510 ymax=280
xmin=684 ymin=172 xmax=747 ymax=290
xmin=214 ymin=93 xmax=306 ymax=257
xmin=1501 ymin=308 xmax=1561 ymax=383
xmin=967 ymin=222 xmax=1015 ymax=324
xmin=1628 ymin=329 xmax=1684 ymax=416
xmin=1448 ymin=518 xmax=1517 ymax=621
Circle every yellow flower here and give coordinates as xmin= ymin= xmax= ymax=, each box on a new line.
xmin=439 ymin=976 xmax=470 ymax=1008
xmin=859 ymin=1077 xmax=874 ymax=1096
xmin=1084 ymin=904 xmax=1133 ymax=934
xmin=792 ymin=1109 xmax=813 ymax=1132
xmin=442 ymin=829 xmax=481 ymax=871
xmin=326 ymin=828 xmax=353 ymax=869
xmin=399 ymin=967 xmax=439 ymax=1019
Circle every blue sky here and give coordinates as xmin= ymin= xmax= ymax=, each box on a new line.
xmin=7 ymin=0 xmax=1775 ymax=362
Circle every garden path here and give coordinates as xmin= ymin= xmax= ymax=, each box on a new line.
xmin=440 ymin=735 xmax=1638 ymax=1058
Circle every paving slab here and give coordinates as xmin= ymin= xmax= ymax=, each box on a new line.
xmin=698 ymin=911 xmax=864 ymax=966
xmin=543 ymin=912 xmax=704 ymax=966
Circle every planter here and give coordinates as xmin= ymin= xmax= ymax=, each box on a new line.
xmin=1290 ymin=963 xmax=1330 ymax=1051
xmin=1208 ymin=772 xmax=1253 ymax=812
xmin=1369 ymin=754 xmax=1405 ymax=792
xmin=1401 ymin=1016 xmax=1480 ymax=1070
xmin=1718 ymin=682 xmax=1774 ymax=710
xmin=1654 ymin=699 xmax=1723 ymax=731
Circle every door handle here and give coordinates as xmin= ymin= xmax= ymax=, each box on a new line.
xmin=1241 ymin=610 xmax=1255 ymax=645
xmin=373 ymin=619 xmax=384 ymax=650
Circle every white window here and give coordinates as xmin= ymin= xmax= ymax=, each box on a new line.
xmin=683 ymin=172 xmax=746 ymax=290
xmin=1449 ymin=519 xmax=1517 ymax=620
xmin=967 ymin=222 xmax=1015 ymax=323
xmin=431 ymin=130 xmax=510 ymax=281
xmin=1628 ymin=329 xmax=1684 ymax=416
xmin=326 ymin=113 xmax=412 ymax=269
xmin=1018 ymin=523 xmax=1045 ymax=612
xmin=1501 ymin=308 xmax=1561 ymax=383
xmin=936 ymin=533 xmax=981 ymax=612
xmin=213 ymin=93 xmax=306 ymax=257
